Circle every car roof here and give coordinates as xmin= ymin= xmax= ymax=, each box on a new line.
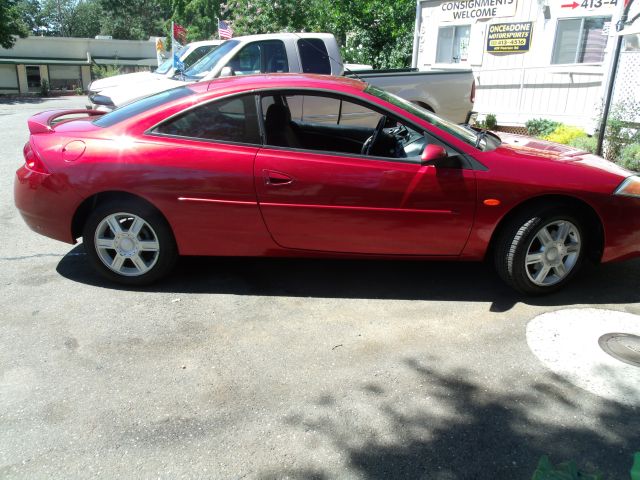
xmin=198 ymin=73 xmax=367 ymax=95
xmin=187 ymin=40 xmax=223 ymax=47
xmin=226 ymin=32 xmax=335 ymax=43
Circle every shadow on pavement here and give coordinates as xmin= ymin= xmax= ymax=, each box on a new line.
xmin=56 ymin=244 xmax=640 ymax=312
xmin=259 ymin=358 xmax=640 ymax=479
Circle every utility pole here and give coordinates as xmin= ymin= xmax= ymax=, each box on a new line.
xmin=596 ymin=0 xmax=636 ymax=157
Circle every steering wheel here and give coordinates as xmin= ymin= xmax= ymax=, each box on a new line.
xmin=361 ymin=115 xmax=387 ymax=156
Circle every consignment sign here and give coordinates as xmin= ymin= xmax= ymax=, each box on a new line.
xmin=439 ymin=0 xmax=517 ymax=21
xmin=486 ymin=22 xmax=532 ymax=52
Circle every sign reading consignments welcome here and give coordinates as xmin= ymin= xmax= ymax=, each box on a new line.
xmin=439 ymin=0 xmax=518 ymax=21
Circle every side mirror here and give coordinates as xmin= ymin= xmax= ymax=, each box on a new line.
xmin=219 ymin=66 xmax=235 ymax=78
xmin=421 ymin=144 xmax=448 ymax=165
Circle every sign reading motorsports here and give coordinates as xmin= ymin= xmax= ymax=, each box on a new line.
xmin=440 ymin=0 xmax=517 ymax=21
xmin=486 ymin=22 xmax=533 ymax=53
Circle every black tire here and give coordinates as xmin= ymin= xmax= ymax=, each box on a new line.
xmin=494 ymin=207 xmax=586 ymax=295
xmin=82 ymin=199 xmax=177 ymax=286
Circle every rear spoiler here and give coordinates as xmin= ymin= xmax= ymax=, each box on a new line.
xmin=28 ymin=109 xmax=105 ymax=134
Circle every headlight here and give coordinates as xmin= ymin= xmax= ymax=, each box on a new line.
xmin=614 ymin=175 xmax=640 ymax=198
xmin=89 ymin=93 xmax=114 ymax=107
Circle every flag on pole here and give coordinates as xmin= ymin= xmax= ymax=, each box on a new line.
xmin=218 ymin=20 xmax=233 ymax=40
xmin=171 ymin=21 xmax=187 ymax=72
xmin=173 ymin=23 xmax=187 ymax=44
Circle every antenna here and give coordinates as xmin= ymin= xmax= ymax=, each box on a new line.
xmin=290 ymin=32 xmax=366 ymax=83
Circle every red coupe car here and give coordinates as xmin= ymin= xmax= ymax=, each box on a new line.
xmin=14 ymin=74 xmax=640 ymax=294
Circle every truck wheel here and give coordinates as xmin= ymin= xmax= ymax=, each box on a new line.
xmin=495 ymin=209 xmax=585 ymax=295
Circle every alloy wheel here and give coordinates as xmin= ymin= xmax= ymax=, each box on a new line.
xmin=525 ymin=220 xmax=581 ymax=286
xmin=94 ymin=212 xmax=160 ymax=276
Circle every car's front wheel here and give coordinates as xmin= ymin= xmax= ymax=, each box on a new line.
xmin=83 ymin=201 xmax=177 ymax=285
xmin=495 ymin=208 xmax=585 ymax=295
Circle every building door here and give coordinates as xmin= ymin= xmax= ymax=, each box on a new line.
xmin=26 ymin=66 xmax=41 ymax=92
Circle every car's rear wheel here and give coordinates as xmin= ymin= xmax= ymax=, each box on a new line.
xmin=83 ymin=201 xmax=177 ymax=285
xmin=495 ymin=208 xmax=585 ymax=295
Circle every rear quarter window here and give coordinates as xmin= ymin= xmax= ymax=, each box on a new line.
xmin=93 ymin=87 xmax=195 ymax=128
xmin=152 ymin=94 xmax=261 ymax=145
xmin=297 ymin=38 xmax=331 ymax=74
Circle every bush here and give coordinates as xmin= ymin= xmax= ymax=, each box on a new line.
xmin=485 ymin=113 xmax=497 ymax=130
xmin=620 ymin=143 xmax=640 ymax=172
xmin=526 ymin=118 xmax=561 ymax=137
xmin=39 ymin=79 xmax=49 ymax=97
xmin=568 ymin=135 xmax=597 ymax=153
xmin=91 ymin=64 xmax=121 ymax=80
xmin=74 ymin=87 xmax=83 ymax=95
xmin=603 ymin=101 xmax=640 ymax=162
xmin=543 ymin=125 xmax=587 ymax=145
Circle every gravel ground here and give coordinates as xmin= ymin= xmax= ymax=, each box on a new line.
xmin=1 ymin=96 xmax=639 ymax=479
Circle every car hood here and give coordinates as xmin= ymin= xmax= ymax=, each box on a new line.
xmin=495 ymin=132 xmax=631 ymax=177
xmin=98 ymin=77 xmax=189 ymax=107
xmin=90 ymin=71 xmax=164 ymax=93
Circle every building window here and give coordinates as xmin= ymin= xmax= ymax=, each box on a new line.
xmin=552 ymin=16 xmax=611 ymax=64
xmin=436 ymin=25 xmax=470 ymax=63
xmin=48 ymin=65 xmax=82 ymax=91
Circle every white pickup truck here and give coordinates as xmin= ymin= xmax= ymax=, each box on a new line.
xmin=89 ymin=33 xmax=475 ymax=123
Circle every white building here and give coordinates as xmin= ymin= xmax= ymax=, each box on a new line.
xmin=412 ymin=0 xmax=640 ymax=132
xmin=0 ymin=36 xmax=161 ymax=95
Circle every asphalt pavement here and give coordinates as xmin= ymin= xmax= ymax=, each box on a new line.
xmin=1 ymin=96 xmax=639 ymax=479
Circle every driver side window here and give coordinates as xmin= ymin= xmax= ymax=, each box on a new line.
xmin=261 ymin=93 xmax=425 ymax=160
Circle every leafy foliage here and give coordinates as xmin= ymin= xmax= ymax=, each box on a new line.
xmin=603 ymin=100 xmax=640 ymax=162
xmin=525 ymin=118 xmax=561 ymax=138
xmin=620 ymin=144 xmax=640 ymax=172
xmin=99 ymin=0 xmax=170 ymax=40
xmin=568 ymin=135 xmax=597 ymax=154
xmin=0 ymin=0 xmax=29 ymax=48
xmin=91 ymin=63 xmax=121 ymax=79
xmin=39 ymin=79 xmax=49 ymax=97
xmin=167 ymin=0 xmax=222 ymax=41
xmin=484 ymin=113 xmax=497 ymax=130
xmin=543 ymin=125 xmax=587 ymax=145
xmin=220 ymin=0 xmax=415 ymax=69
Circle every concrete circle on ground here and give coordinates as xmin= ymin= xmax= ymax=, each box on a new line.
xmin=526 ymin=308 xmax=640 ymax=406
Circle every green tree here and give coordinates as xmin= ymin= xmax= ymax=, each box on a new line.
xmin=169 ymin=0 xmax=222 ymax=41
xmin=99 ymin=0 xmax=170 ymax=40
xmin=37 ymin=0 xmax=103 ymax=38
xmin=68 ymin=0 xmax=103 ymax=37
xmin=221 ymin=0 xmax=319 ymax=35
xmin=220 ymin=0 xmax=415 ymax=69
xmin=15 ymin=0 xmax=44 ymax=34
xmin=0 ymin=0 xmax=29 ymax=48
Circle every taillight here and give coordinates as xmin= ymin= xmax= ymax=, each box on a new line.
xmin=470 ymin=80 xmax=476 ymax=104
xmin=23 ymin=142 xmax=49 ymax=174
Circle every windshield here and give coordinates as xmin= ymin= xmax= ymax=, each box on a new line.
xmin=365 ymin=85 xmax=497 ymax=151
xmin=184 ymin=40 xmax=240 ymax=79
xmin=155 ymin=58 xmax=173 ymax=75
xmin=93 ymin=86 xmax=195 ymax=128
xmin=155 ymin=45 xmax=186 ymax=75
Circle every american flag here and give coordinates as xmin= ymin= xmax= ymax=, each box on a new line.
xmin=218 ymin=20 xmax=233 ymax=40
